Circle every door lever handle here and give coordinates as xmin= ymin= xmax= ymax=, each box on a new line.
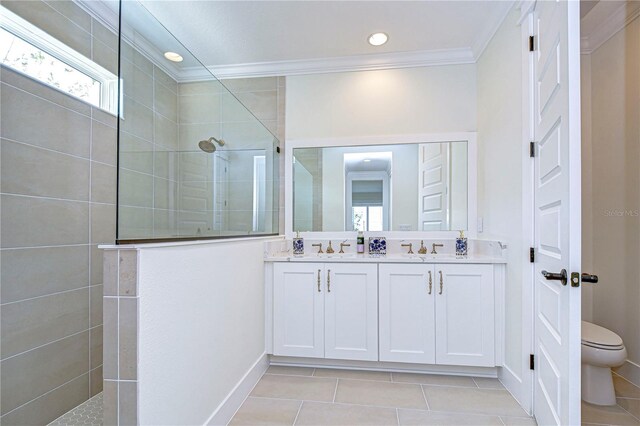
xmin=581 ymin=273 xmax=598 ymax=284
xmin=541 ymin=269 xmax=568 ymax=285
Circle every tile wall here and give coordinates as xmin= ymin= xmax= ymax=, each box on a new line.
xmin=173 ymin=76 xmax=285 ymax=238
xmin=102 ymin=249 xmax=139 ymax=425
xmin=118 ymin=43 xmax=180 ymax=240
xmin=0 ymin=1 xmax=118 ymax=423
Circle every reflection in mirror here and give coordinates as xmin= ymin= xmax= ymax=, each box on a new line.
xmin=292 ymin=142 xmax=467 ymax=232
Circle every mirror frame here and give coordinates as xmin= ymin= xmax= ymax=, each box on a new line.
xmin=285 ymin=132 xmax=478 ymax=239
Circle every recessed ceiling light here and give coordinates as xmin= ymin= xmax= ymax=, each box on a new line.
xmin=368 ymin=32 xmax=388 ymax=46
xmin=164 ymin=51 xmax=183 ymax=62
xmin=363 ymin=159 xmax=372 ymax=162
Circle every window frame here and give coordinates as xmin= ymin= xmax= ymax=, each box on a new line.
xmin=0 ymin=5 xmax=118 ymax=114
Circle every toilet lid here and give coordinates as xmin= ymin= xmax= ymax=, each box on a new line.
xmin=581 ymin=321 xmax=623 ymax=347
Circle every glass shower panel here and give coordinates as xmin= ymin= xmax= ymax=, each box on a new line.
xmin=117 ymin=1 xmax=279 ymax=242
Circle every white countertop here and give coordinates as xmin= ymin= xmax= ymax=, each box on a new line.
xmin=264 ymin=253 xmax=506 ymax=264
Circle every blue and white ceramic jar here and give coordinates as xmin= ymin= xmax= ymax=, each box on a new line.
xmin=293 ymin=231 xmax=304 ymax=255
xmin=456 ymin=230 xmax=467 ymax=257
xmin=368 ymin=237 xmax=387 ymax=256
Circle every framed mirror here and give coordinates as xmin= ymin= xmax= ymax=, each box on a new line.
xmin=285 ymin=133 xmax=477 ymax=238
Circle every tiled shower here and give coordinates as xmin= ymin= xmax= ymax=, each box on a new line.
xmin=0 ymin=1 xmax=117 ymax=423
xmin=0 ymin=0 xmax=284 ymax=424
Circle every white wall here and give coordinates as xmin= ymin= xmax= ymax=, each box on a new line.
xmin=477 ymin=8 xmax=524 ymax=392
xmin=287 ymin=65 xmax=476 ymax=234
xmin=583 ymin=16 xmax=640 ymax=384
xmin=286 ymin=65 xmax=477 ymax=140
xmin=580 ymin=54 xmax=594 ymax=322
xmin=137 ymin=238 xmax=271 ymax=425
xmin=450 ymin=142 xmax=469 ymax=230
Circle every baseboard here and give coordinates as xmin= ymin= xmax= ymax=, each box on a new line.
xmin=269 ymin=355 xmax=498 ymax=377
xmin=205 ymin=352 xmax=269 ymax=426
xmin=615 ymin=360 xmax=640 ymax=389
xmin=499 ymin=364 xmax=531 ymax=415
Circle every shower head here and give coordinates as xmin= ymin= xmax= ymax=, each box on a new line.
xmin=198 ymin=136 xmax=225 ymax=153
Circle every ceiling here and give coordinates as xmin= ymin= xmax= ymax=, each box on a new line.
xmin=132 ymin=1 xmax=513 ymax=78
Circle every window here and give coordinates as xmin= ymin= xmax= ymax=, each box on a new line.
xmin=353 ymin=206 xmax=383 ymax=232
xmin=0 ymin=6 xmax=118 ymax=113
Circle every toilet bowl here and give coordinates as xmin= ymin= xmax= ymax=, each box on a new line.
xmin=581 ymin=321 xmax=627 ymax=405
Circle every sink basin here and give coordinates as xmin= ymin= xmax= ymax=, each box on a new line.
xmin=316 ymin=253 xmax=358 ymax=259
xmin=399 ymin=254 xmax=424 ymax=260
xmin=425 ymin=254 xmax=457 ymax=260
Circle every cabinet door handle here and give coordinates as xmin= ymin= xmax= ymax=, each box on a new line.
xmin=317 ymin=269 xmax=321 ymax=292
xmin=327 ymin=269 xmax=331 ymax=292
xmin=428 ymin=271 xmax=432 ymax=294
xmin=439 ymin=271 xmax=443 ymax=295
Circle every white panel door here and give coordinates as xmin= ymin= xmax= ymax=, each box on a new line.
xmin=435 ymin=264 xmax=494 ymax=367
xmin=273 ymin=263 xmax=324 ymax=358
xmin=419 ymin=143 xmax=450 ymax=231
xmin=532 ymin=1 xmax=582 ymax=424
xmin=379 ymin=264 xmax=436 ymax=364
xmin=324 ymin=264 xmax=378 ymax=361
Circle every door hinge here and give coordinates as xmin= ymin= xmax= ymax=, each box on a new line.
xmin=530 ymin=247 xmax=535 ymax=263
xmin=529 ymin=36 xmax=535 ymax=52
xmin=530 ymin=354 xmax=535 ymax=370
xmin=530 ymin=141 xmax=536 ymax=158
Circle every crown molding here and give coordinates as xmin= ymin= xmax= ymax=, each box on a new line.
xmin=178 ymin=47 xmax=476 ymax=82
xmin=471 ymin=0 xmax=516 ymax=59
xmin=75 ymin=0 xmax=513 ymax=82
xmin=581 ymin=1 xmax=640 ymax=54
xmin=75 ymin=0 xmax=183 ymax=81
xmin=76 ymin=0 xmax=118 ymax=33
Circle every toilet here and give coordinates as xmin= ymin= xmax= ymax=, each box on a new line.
xmin=581 ymin=321 xmax=627 ymax=405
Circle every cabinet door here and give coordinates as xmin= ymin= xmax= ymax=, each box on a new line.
xmin=324 ymin=263 xmax=378 ymax=361
xmin=273 ymin=263 xmax=324 ymax=358
xmin=379 ymin=264 xmax=435 ymax=364
xmin=435 ymin=264 xmax=494 ymax=366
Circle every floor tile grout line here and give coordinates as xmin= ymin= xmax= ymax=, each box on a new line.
xmin=616 ymin=401 xmax=640 ymax=423
xmin=225 ymin=368 xmax=269 ymax=425
xmin=395 ymin=407 xmax=400 ymax=426
xmin=246 ymin=394 xmax=535 ymax=420
xmin=332 ymin=378 xmax=339 ymax=403
xmin=420 ymin=384 xmax=431 ymax=411
xmin=291 ymin=400 xmax=303 ymax=426
xmin=472 ymin=376 xmax=481 ymax=388
xmin=263 ymin=371 xmax=485 ymax=388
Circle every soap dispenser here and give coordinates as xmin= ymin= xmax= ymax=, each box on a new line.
xmin=456 ymin=230 xmax=467 ymax=257
xmin=357 ymin=231 xmax=365 ymax=254
xmin=293 ymin=231 xmax=304 ymax=255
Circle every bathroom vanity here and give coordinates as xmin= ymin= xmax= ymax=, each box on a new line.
xmin=264 ymin=249 xmax=506 ymax=373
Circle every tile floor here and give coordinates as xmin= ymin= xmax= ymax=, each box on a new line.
xmin=48 ymin=393 xmax=103 ymax=425
xmin=582 ymin=372 xmax=640 ymax=426
xmin=230 ymin=366 xmax=536 ymax=426
xmin=47 ymin=368 xmax=640 ymax=425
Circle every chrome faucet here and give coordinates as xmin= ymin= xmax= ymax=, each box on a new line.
xmin=339 ymin=240 xmax=351 ymax=254
xmin=418 ymin=240 xmax=427 ymax=255
xmin=326 ymin=241 xmax=335 ymax=254
xmin=431 ymin=243 xmax=444 ymax=254
xmin=401 ymin=243 xmax=414 ymax=254
xmin=312 ymin=243 xmax=323 ymax=254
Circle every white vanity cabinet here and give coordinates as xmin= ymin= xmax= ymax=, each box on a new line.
xmin=379 ymin=264 xmax=436 ymax=364
xmin=435 ymin=264 xmax=494 ymax=367
xmin=273 ymin=262 xmax=378 ymax=361
xmin=379 ymin=263 xmax=495 ymax=367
